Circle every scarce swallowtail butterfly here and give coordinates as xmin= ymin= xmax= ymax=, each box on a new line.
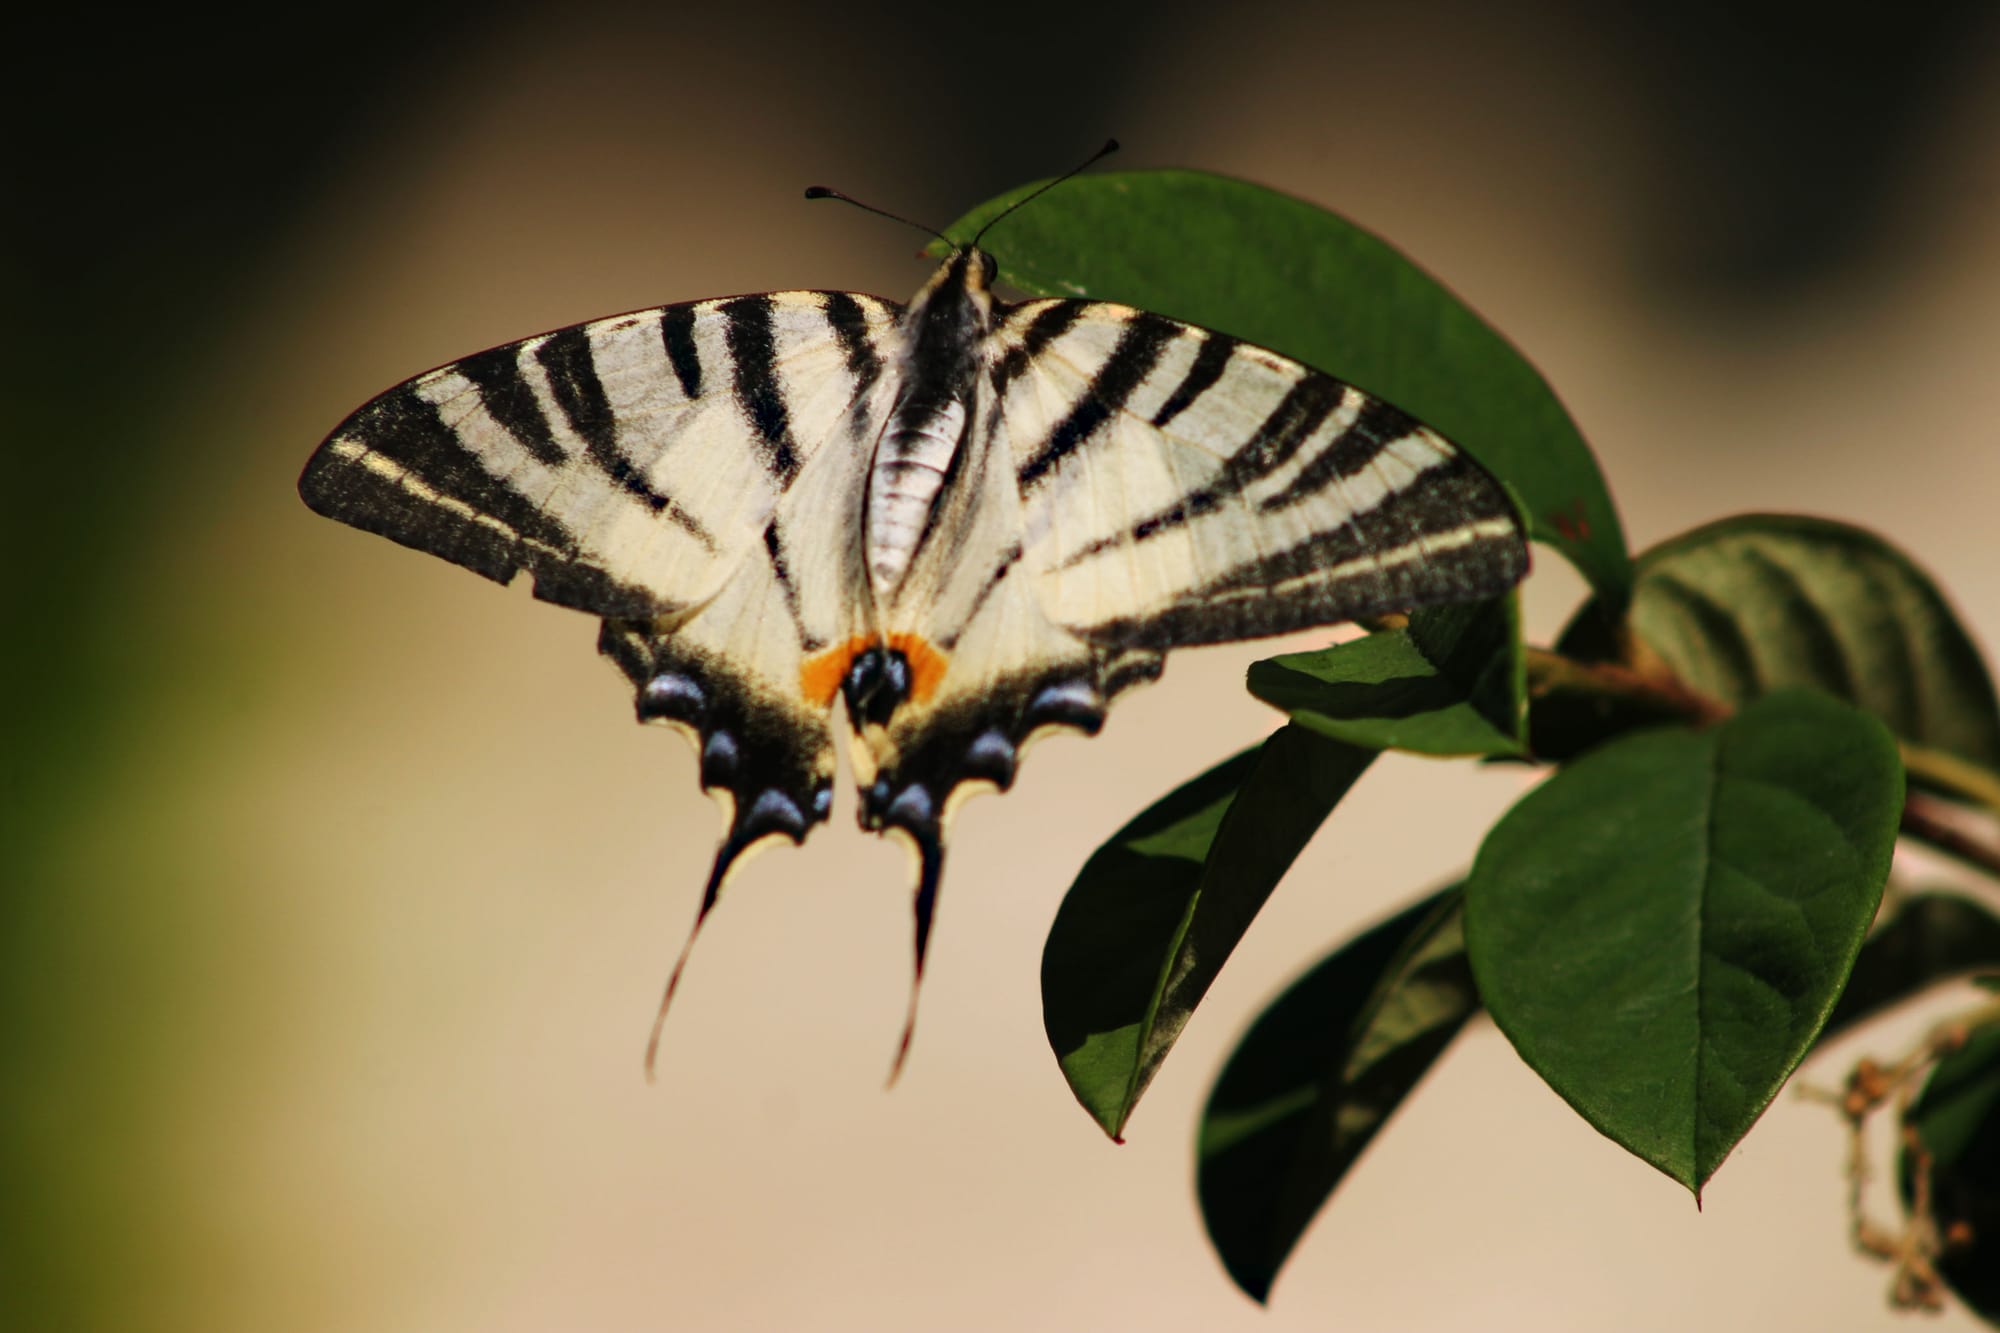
xmin=298 ymin=161 xmax=1529 ymax=1077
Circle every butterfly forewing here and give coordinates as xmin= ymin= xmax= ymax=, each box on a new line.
xmin=983 ymin=300 xmax=1528 ymax=650
xmin=301 ymin=291 xmax=902 ymax=620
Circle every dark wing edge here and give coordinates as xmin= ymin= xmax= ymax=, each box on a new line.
xmin=300 ymin=380 xmax=666 ymax=619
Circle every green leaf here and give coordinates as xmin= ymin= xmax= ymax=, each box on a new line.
xmin=1903 ymin=1018 xmax=2000 ymax=1323
xmin=1247 ymin=594 xmax=1525 ymax=756
xmin=1043 ymin=725 xmax=1375 ymax=1140
xmin=1559 ymin=514 xmax=2000 ymax=792
xmin=1198 ymin=889 xmax=1475 ymax=1303
xmin=1466 ymin=689 xmax=1904 ymax=1196
xmin=937 ymin=170 xmax=1631 ymax=605
xmin=1909 ymin=1020 xmax=2000 ymax=1170
xmin=1823 ymin=893 xmax=2000 ymax=1042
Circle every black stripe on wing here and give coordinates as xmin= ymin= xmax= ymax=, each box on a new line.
xmin=1079 ymin=453 xmax=1526 ymax=648
xmin=299 ymin=384 xmax=661 ymax=618
xmin=721 ymin=297 xmax=801 ymax=485
xmin=1051 ymin=373 xmax=1349 ymax=571
xmin=1149 ymin=330 xmax=1235 ymax=429
xmin=659 ymin=305 xmax=703 ymax=399
xmin=938 ymin=541 xmax=1024 ymax=653
xmin=1016 ymin=312 xmax=1179 ymax=491
xmin=1255 ymin=398 xmax=1421 ymax=513
xmin=761 ymin=522 xmax=823 ymax=654
xmin=990 ymin=302 xmax=1085 ymax=398
xmin=535 ymin=327 xmax=719 ymax=551
xmin=454 ymin=345 xmax=567 ymax=466
xmin=822 ymin=291 xmax=889 ymax=387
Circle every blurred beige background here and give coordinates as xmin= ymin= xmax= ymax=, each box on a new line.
xmin=11 ymin=1 xmax=2000 ymax=1329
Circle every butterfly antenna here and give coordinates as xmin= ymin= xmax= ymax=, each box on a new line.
xmin=885 ymin=824 xmax=945 ymax=1087
xmin=970 ymin=138 xmax=1120 ymax=249
xmin=643 ymin=835 xmax=743 ymax=1080
xmin=804 ymin=186 xmax=952 ymax=249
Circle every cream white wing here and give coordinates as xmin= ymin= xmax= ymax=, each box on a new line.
xmin=300 ymin=290 xmax=900 ymax=619
xmin=987 ymin=300 xmax=1528 ymax=647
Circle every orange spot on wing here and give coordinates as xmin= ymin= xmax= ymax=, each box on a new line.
xmin=886 ymin=632 xmax=948 ymax=703
xmin=800 ymin=635 xmax=873 ymax=707
xmin=797 ymin=633 xmax=951 ymax=709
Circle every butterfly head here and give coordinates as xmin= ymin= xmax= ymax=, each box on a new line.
xmin=903 ymin=245 xmax=1000 ymax=345
xmin=920 ymin=244 xmax=997 ymax=298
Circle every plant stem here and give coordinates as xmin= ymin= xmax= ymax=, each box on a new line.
xmin=1901 ymin=742 xmax=2000 ymax=818
xmin=1522 ymin=646 xmax=1728 ymax=724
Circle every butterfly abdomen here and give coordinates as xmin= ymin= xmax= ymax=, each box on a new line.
xmin=863 ymin=248 xmax=998 ymax=599
xmin=866 ymin=399 xmax=964 ymax=592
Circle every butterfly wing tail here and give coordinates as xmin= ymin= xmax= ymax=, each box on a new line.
xmin=604 ymin=620 xmax=840 ymax=1077
xmin=885 ymin=821 xmax=945 ymax=1087
xmin=644 ymin=836 xmax=738 ymax=1080
xmin=643 ymin=788 xmax=833 ymax=1079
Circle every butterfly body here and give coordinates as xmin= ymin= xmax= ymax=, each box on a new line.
xmin=300 ymin=234 xmax=1528 ymax=1071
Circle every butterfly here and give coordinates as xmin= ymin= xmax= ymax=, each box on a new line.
xmin=298 ymin=174 xmax=1529 ymax=1076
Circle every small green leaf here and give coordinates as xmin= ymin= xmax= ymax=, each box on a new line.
xmin=1198 ymin=889 xmax=1474 ymax=1303
xmin=1560 ymin=514 xmax=2000 ymax=789
xmin=938 ymin=170 xmax=1631 ymax=605
xmin=1903 ymin=1018 xmax=2000 ymax=1323
xmin=1823 ymin=893 xmax=2000 ymax=1042
xmin=1043 ymin=725 xmax=1375 ymax=1139
xmin=1247 ymin=594 xmax=1525 ymax=756
xmin=1466 ymin=690 xmax=1904 ymax=1195
xmin=1909 ymin=1020 xmax=2000 ymax=1169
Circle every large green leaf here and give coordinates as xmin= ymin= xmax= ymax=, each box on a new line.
xmin=1043 ymin=725 xmax=1375 ymax=1140
xmin=1903 ymin=1018 xmax=2000 ymax=1323
xmin=1198 ymin=889 xmax=1474 ymax=1303
xmin=1466 ymin=690 xmax=1904 ymax=1195
xmin=937 ymin=169 xmax=1630 ymax=604
xmin=1557 ymin=514 xmax=2000 ymax=797
xmin=1247 ymin=595 xmax=1525 ymax=756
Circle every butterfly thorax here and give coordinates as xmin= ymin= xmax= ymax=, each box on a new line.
xmin=864 ymin=247 xmax=998 ymax=601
